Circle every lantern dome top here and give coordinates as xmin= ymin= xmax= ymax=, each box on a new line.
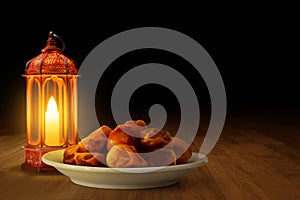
xmin=24 ymin=31 xmax=78 ymax=75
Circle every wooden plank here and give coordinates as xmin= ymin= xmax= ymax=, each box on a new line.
xmin=1 ymin=112 xmax=300 ymax=200
xmin=207 ymin=129 xmax=300 ymax=199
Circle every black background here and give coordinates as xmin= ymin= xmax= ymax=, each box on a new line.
xmin=0 ymin=5 xmax=298 ymax=133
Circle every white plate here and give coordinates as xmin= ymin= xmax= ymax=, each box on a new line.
xmin=42 ymin=150 xmax=208 ymax=189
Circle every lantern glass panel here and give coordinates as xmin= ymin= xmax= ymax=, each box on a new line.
xmin=26 ymin=76 xmax=41 ymax=147
xmin=43 ymin=75 xmax=66 ymax=147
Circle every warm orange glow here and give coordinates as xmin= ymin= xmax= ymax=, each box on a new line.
xmin=45 ymin=96 xmax=60 ymax=146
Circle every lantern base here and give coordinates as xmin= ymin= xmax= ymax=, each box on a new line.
xmin=21 ymin=146 xmax=65 ymax=173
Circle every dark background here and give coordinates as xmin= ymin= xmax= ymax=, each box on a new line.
xmin=0 ymin=6 xmax=298 ymax=133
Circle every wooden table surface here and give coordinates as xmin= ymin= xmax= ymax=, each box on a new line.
xmin=0 ymin=112 xmax=299 ymax=200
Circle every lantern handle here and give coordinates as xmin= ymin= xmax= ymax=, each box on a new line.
xmin=52 ymin=33 xmax=66 ymax=52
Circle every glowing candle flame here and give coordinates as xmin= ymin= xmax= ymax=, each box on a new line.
xmin=45 ymin=96 xmax=60 ymax=146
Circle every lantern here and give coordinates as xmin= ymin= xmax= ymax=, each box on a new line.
xmin=22 ymin=31 xmax=79 ymax=172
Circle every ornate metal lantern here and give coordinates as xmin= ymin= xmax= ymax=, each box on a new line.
xmin=22 ymin=31 xmax=79 ymax=172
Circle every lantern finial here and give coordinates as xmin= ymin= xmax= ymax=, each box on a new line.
xmin=42 ymin=31 xmax=61 ymax=52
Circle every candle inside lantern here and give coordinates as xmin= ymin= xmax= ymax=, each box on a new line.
xmin=45 ymin=96 xmax=60 ymax=146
